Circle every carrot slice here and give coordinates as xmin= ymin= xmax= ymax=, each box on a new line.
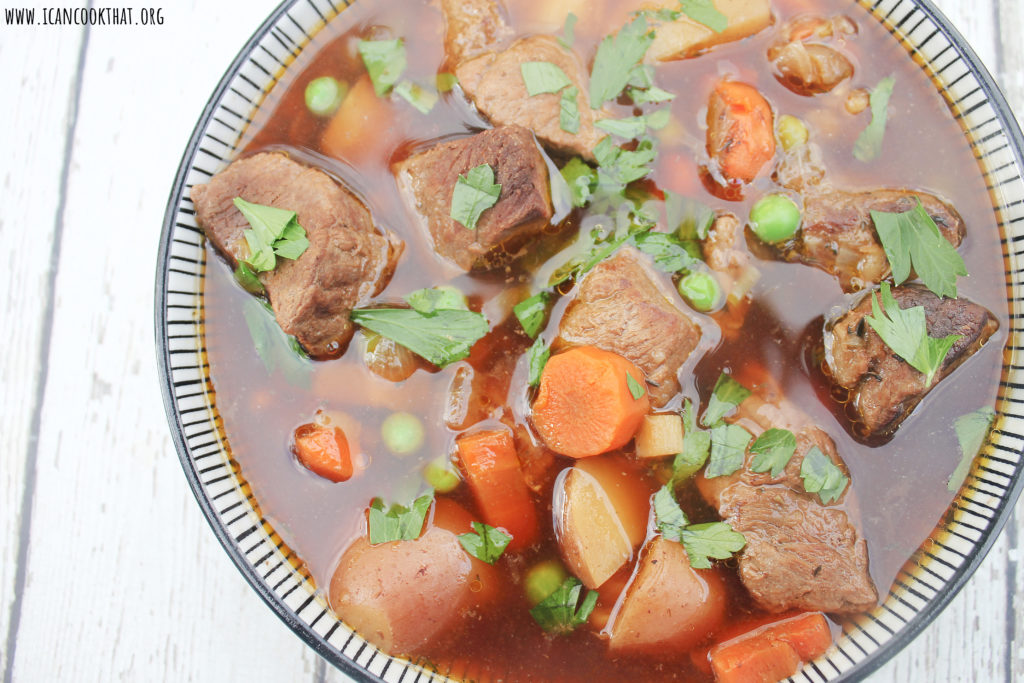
xmin=532 ymin=346 xmax=650 ymax=458
xmin=455 ymin=429 xmax=539 ymax=551
xmin=293 ymin=422 xmax=353 ymax=482
xmin=707 ymin=80 xmax=776 ymax=183
xmin=708 ymin=612 xmax=833 ymax=683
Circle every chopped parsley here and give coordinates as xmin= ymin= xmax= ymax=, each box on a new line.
xmin=628 ymin=85 xmax=676 ymax=105
xmin=529 ymin=577 xmax=598 ymax=634
xmin=864 ymin=282 xmax=962 ymax=386
xmin=558 ymin=12 xmax=578 ymax=48
xmin=948 ymin=407 xmax=996 ymax=492
xmin=681 ymin=522 xmax=746 ymax=569
xmin=653 ymin=484 xmax=689 ymax=541
xmin=749 ymin=428 xmax=797 ymax=478
xmin=589 ymin=15 xmax=655 ymax=108
xmin=513 ymin=291 xmax=550 ymax=339
xmin=560 ymin=85 xmax=581 ymax=134
xmin=405 ymin=286 xmax=467 ymax=314
xmin=853 ymin=75 xmax=895 ymax=162
xmin=705 ymin=423 xmax=752 ymax=478
xmin=627 ymin=372 xmax=647 ymax=399
xmin=679 ymin=0 xmax=728 ymax=33
xmin=358 ymin=38 xmax=406 ymax=96
xmin=702 ymin=373 xmax=752 ymax=427
xmin=593 ymin=136 xmax=658 ymax=193
xmin=673 ymin=399 xmax=711 ymax=481
xmin=394 ymin=80 xmax=438 ymax=114
xmin=234 ymin=262 xmax=264 ymax=295
xmin=458 ymin=522 xmax=512 ymax=564
xmin=233 ymin=197 xmax=310 ymax=273
xmin=799 ymin=447 xmax=848 ymax=504
xmin=527 ymin=336 xmax=550 ymax=387
xmin=595 ymin=110 xmax=670 ymax=139
xmin=521 ymin=61 xmax=572 ymax=96
xmin=450 ymin=163 xmax=502 ymax=230
xmin=665 ymin=190 xmax=715 ymax=240
xmin=633 ymin=231 xmax=699 ymax=273
xmin=871 ymin=199 xmax=967 ymax=299
xmin=242 ymin=298 xmax=311 ymax=387
xmin=560 ymin=158 xmax=597 ymax=208
xmin=367 ymin=492 xmax=434 ymax=544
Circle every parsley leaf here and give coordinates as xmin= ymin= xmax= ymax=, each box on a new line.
xmin=450 ymin=163 xmax=502 ymax=230
xmin=871 ymin=199 xmax=967 ymax=299
xmin=405 ymin=286 xmax=467 ymax=314
xmin=368 ymin=492 xmax=434 ymax=544
xmin=596 ymin=116 xmax=648 ymax=139
xmin=561 ymin=158 xmax=597 ymax=207
xmin=513 ymin=292 xmax=550 ymax=339
xmin=679 ymin=0 xmax=728 ymax=33
xmin=673 ymin=399 xmax=711 ymax=481
xmin=854 ymin=75 xmax=895 ymax=162
xmin=521 ymin=61 xmax=573 ymax=96
xmin=948 ymin=407 xmax=996 ymax=492
xmin=653 ymin=484 xmax=689 ymax=542
xmin=593 ymin=136 xmax=658 ymax=191
xmin=394 ymin=79 xmax=438 ymax=114
xmin=864 ymin=282 xmax=962 ymax=386
xmin=559 ymin=12 xmax=578 ymax=48
xmin=350 ymin=306 xmax=488 ymax=368
xmin=590 ymin=15 xmax=655 ymax=108
xmin=702 ymin=373 xmax=752 ymax=427
xmin=527 ymin=336 xmax=550 ymax=387
xmin=633 ymin=231 xmax=699 ymax=273
xmin=234 ymin=262 xmax=264 ymax=295
xmin=749 ymin=428 xmax=797 ymax=478
xmin=560 ymin=85 xmax=581 ymax=134
xmin=665 ymin=190 xmax=714 ymax=240
xmin=681 ymin=522 xmax=746 ymax=569
xmin=629 ymin=86 xmax=676 ymax=105
xmin=529 ymin=577 xmax=598 ymax=634
xmin=458 ymin=521 xmax=512 ymax=564
xmin=627 ymin=372 xmax=647 ymax=399
xmin=358 ymin=39 xmax=406 ymax=96
xmin=233 ymin=197 xmax=310 ymax=272
xmin=241 ymin=298 xmax=311 ymax=387
xmin=799 ymin=447 xmax=848 ymax=504
xmin=705 ymin=423 xmax=752 ymax=478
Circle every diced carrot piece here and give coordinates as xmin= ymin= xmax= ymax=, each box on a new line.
xmin=293 ymin=422 xmax=353 ymax=482
xmin=706 ymin=80 xmax=776 ymax=183
xmin=764 ymin=613 xmax=832 ymax=661
xmin=707 ymin=612 xmax=833 ymax=683
xmin=691 ymin=611 xmax=802 ymax=676
xmin=455 ymin=429 xmax=539 ymax=551
xmin=531 ymin=346 xmax=650 ymax=458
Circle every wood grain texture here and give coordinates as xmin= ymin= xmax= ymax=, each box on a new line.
xmin=0 ymin=0 xmax=1021 ymax=681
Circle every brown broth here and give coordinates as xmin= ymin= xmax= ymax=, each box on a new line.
xmin=202 ymin=0 xmax=1009 ymax=680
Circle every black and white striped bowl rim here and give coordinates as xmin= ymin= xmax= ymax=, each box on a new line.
xmin=154 ymin=0 xmax=1024 ymax=680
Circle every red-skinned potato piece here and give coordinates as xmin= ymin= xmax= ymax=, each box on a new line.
xmin=605 ymin=536 xmax=728 ymax=653
xmin=707 ymin=80 xmax=776 ymax=184
xmin=431 ymin=497 xmax=502 ymax=607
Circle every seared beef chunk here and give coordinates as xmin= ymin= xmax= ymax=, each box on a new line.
xmin=394 ymin=125 xmax=553 ymax=271
xmin=759 ymin=189 xmax=965 ymax=292
xmin=697 ymin=394 xmax=878 ymax=614
xmin=768 ymin=16 xmax=856 ymax=95
xmin=557 ymin=248 xmax=702 ymax=407
xmin=440 ymin=0 xmax=512 ymax=63
xmin=827 ymin=283 xmax=999 ymax=438
xmin=191 ymin=152 xmax=401 ymax=358
xmin=456 ymin=36 xmax=606 ymax=160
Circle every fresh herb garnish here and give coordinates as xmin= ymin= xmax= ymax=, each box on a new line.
xmin=458 ymin=521 xmax=512 ymax=564
xmin=589 ymin=15 xmax=655 ymax=108
xmin=864 ymin=282 xmax=962 ymax=386
xmin=241 ymin=298 xmax=312 ymax=387
xmin=350 ymin=295 xmax=488 ymax=368
xmin=593 ymin=136 xmax=658 ymax=193
xmin=514 ymin=292 xmax=550 ymax=339
xmin=633 ymin=231 xmax=699 ymax=273
xmin=627 ymin=372 xmax=647 ymax=399
xmin=560 ymin=158 xmax=598 ymax=208
xmin=405 ymin=286 xmax=467 ymax=314
xmin=521 ymin=61 xmax=573 ymax=96
xmin=527 ymin=336 xmax=550 ymax=387
xmin=948 ymin=407 xmax=996 ymax=492
xmin=702 ymin=373 xmax=752 ymax=427
xmin=705 ymin=423 xmax=752 ymax=478
xmin=529 ymin=577 xmax=599 ymax=634
xmin=368 ymin=492 xmax=434 ymax=544
xmin=665 ymin=190 xmax=714 ymax=241
xmin=558 ymin=12 xmax=578 ymax=48
xmin=233 ymin=197 xmax=310 ymax=272
xmin=749 ymin=428 xmax=797 ymax=478
xmin=628 ymin=86 xmax=676 ymax=105
xmin=673 ymin=399 xmax=711 ymax=481
xmin=799 ymin=447 xmax=848 ymax=504
xmin=436 ymin=72 xmax=459 ymax=92
xmin=871 ymin=199 xmax=967 ymax=299
xmin=394 ymin=80 xmax=438 ymax=114
xmin=358 ymin=38 xmax=406 ymax=96
xmin=595 ymin=110 xmax=670 ymax=139
xmin=853 ymin=75 xmax=895 ymax=162
xmin=234 ymin=262 xmax=264 ymax=295
xmin=679 ymin=0 xmax=728 ymax=33
xmin=450 ymin=163 xmax=502 ymax=230
xmin=560 ymin=85 xmax=581 ymax=134
xmin=681 ymin=522 xmax=746 ymax=569
xmin=653 ymin=484 xmax=689 ymax=541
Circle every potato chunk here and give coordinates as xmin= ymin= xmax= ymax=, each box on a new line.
xmin=625 ymin=0 xmax=773 ymax=61
xmin=634 ymin=413 xmax=685 ymax=458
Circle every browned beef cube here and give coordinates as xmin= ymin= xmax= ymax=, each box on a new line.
xmin=394 ymin=125 xmax=553 ymax=271
xmin=758 ymin=189 xmax=964 ymax=292
xmin=456 ymin=36 xmax=606 ymax=161
xmin=556 ymin=248 xmax=703 ymax=407
xmin=190 ymin=152 xmax=401 ymax=358
xmin=440 ymin=0 xmax=512 ymax=63
xmin=827 ymin=283 xmax=999 ymax=438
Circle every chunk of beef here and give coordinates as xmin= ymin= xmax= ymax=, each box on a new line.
xmin=456 ymin=36 xmax=606 ymax=161
xmin=761 ymin=189 xmax=965 ymax=292
xmin=696 ymin=394 xmax=878 ymax=614
xmin=394 ymin=125 xmax=553 ymax=271
xmin=556 ymin=248 xmax=703 ymax=406
xmin=768 ymin=16 xmax=856 ymax=95
xmin=440 ymin=0 xmax=512 ymax=63
xmin=191 ymin=152 xmax=401 ymax=358
xmin=827 ymin=283 xmax=999 ymax=438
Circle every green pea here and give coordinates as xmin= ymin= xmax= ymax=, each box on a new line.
xmin=381 ymin=412 xmax=424 ymax=455
xmin=305 ymin=76 xmax=347 ymax=117
xmin=776 ymin=114 xmax=809 ymax=151
xmin=525 ymin=560 xmax=569 ymax=606
xmin=677 ymin=271 xmax=722 ymax=312
xmin=423 ymin=457 xmax=460 ymax=493
xmin=749 ymin=194 xmax=801 ymax=243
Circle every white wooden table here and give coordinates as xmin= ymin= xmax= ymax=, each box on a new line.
xmin=1 ymin=1 xmax=1021 ymax=681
